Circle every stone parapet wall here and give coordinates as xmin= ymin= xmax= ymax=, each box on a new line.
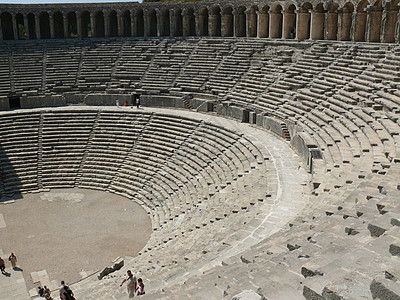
xmin=0 ymin=0 xmax=399 ymax=42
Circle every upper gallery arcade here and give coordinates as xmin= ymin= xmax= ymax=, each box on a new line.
xmin=0 ymin=0 xmax=399 ymax=43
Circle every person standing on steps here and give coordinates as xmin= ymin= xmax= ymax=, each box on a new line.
xmin=120 ymin=270 xmax=137 ymax=298
xmin=136 ymin=278 xmax=145 ymax=296
xmin=0 ymin=257 xmax=5 ymax=274
xmin=59 ymin=281 xmax=75 ymax=300
xmin=8 ymin=253 xmax=17 ymax=269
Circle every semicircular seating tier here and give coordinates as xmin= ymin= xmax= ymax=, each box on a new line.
xmin=0 ymin=38 xmax=400 ymax=299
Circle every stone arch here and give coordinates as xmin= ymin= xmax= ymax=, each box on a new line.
xmin=135 ymin=9 xmax=144 ymax=37
xmin=80 ymin=11 xmax=91 ymax=38
xmin=160 ymin=8 xmax=170 ymax=36
xmin=183 ymin=7 xmax=195 ymax=36
xmin=311 ymin=3 xmax=325 ymax=40
xmin=382 ymin=0 xmax=399 ymax=42
xmin=121 ymin=10 xmax=131 ymax=37
xmin=298 ymin=2 xmax=312 ymax=40
xmin=248 ymin=5 xmax=258 ymax=37
xmin=66 ymin=11 xmax=77 ymax=38
xmin=270 ymin=4 xmax=283 ymax=38
xmin=326 ymin=2 xmax=339 ymax=40
xmin=1 ymin=12 xmax=14 ymax=40
xmin=222 ymin=6 xmax=234 ymax=37
xmin=54 ymin=11 xmax=64 ymax=38
xmin=198 ymin=7 xmax=209 ymax=36
xmin=39 ymin=11 xmax=51 ymax=39
xmin=94 ymin=10 xmax=105 ymax=37
xmin=369 ymin=0 xmax=383 ymax=42
xmin=173 ymin=8 xmax=183 ymax=37
xmin=354 ymin=0 xmax=368 ymax=41
xmin=108 ymin=10 xmax=118 ymax=37
xmin=27 ymin=13 xmax=36 ymax=39
xmin=15 ymin=13 xmax=24 ymax=39
xmin=235 ymin=6 xmax=246 ymax=37
xmin=147 ymin=9 xmax=157 ymax=37
xmin=258 ymin=5 xmax=270 ymax=38
xmin=210 ymin=6 xmax=222 ymax=36
xmin=283 ymin=4 xmax=297 ymax=39
xmin=340 ymin=2 xmax=354 ymax=41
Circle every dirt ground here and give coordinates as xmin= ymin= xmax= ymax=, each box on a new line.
xmin=0 ymin=188 xmax=151 ymax=290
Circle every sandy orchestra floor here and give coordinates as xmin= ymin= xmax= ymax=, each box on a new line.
xmin=0 ymin=188 xmax=151 ymax=291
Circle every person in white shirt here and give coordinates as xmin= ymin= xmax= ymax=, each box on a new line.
xmin=120 ymin=270 xmax=137 ymax=298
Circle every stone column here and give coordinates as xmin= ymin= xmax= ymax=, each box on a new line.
xmin=395 ymin=11 xmax=400 ymax=43
xmin=90 ymin=12 xmax=95 ymax=37
xmin=269 ymin=11 xmax=282 ymax=38
xmin=182 ymin=9 xmax=189 ymax=36
xmin=350 ymin=11 xmax=357 ymax=41
xmin=143 ymin=10 xmax=148 ymax=37
xmin=169 ymin=9 xmax=175 ymax=36
xmin=258 ymin=12 xmax=269 ymax=38
xmin=24 ymin=14 xmax=30 ymax=39
xmin=233 ymin=11 xmax=240 ymax=37
xmin=117 ymin=11 xmax=123 ymax=36
xmin=310 ymin=10 xmax=325 ymax=40
xmin=12 ymin=14 xmax=18 ymax=40
xmin=156 ymin=9 xmax=161 ymax=36
xmin=105 ymin=12 xmax=110 ymax=37
xmin=245 ymin=9 xmax=251 ymax=37
xmin=50 ymin=12 xmax=55 ymax=39
xmin=63 ymin=12 xmax=68 ymax=38
xmin=194 ymin=11 xmax=200 ymax=36
xmin=323 ymin=12 xmax=329 ymax=39
xmin=35 ymin=14 xmax=41 ymax=39
xmin=131 ymin=10 xmax=136 ymax=37
xmin=337 ymin=8 xmax=343 ymax=40
xmin=77 ymin=11 xmax=82 ymax=38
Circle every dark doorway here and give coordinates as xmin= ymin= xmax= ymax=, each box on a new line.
xmin=9 ymin=96 xmax=21 ymax=109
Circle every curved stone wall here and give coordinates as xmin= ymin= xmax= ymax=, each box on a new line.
xmin=0 ymin=0 xmax=399 ymax=43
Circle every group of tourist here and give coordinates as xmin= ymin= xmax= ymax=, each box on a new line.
xmin=116 ymin=98 xmax=141 ymax=109
xmin=0 ymin=252 xmax=18 ymax=274
xmin=120 ymin=270 xmax=146 ymax=298
xmin=37 ymin=285 xmax=53 ymax=300
xmin=38 ymin=280 xmax=74 ymax=300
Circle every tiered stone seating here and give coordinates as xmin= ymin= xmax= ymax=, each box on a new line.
xmin=0 ymin=44 xmax=11 ymax=96
xmin=205 ymin=40 xmax=266 ymax=97
xmin=11 ymin=43 xmax=44 ymax=96
xmin=41 ymin=111 xmax=98 ymax=188
xmin=44 ymin=41 xmax=83 ymax=93
xmin=110 ymin=40 xmax=163 ymax=92
xmin=0 ymin=112 xmax=40 ymax=194
xmin=174 ymin=39 xmax=232 ymax=92
xmin=76 ymin=41 xmax=120 ymax=92
xmin=140 ymin=40 xmax=193 ymax=93
xmin=1 ymin=39 xmax=400 ymax=299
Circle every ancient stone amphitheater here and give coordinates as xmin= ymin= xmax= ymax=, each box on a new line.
xmin=0 ymin=1 xmax=400 ymax=299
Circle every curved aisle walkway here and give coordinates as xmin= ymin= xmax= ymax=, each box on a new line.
xmin=70 ymin=106 xmax=311 ymax=299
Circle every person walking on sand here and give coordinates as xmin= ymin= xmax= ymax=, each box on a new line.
xmin=120 ymin=270 xmax=137 ymax=298
xmin=8 ymin=253 xmax=17 ymax=269
xmin=0 ymin=257 xmax=5 ymax=273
